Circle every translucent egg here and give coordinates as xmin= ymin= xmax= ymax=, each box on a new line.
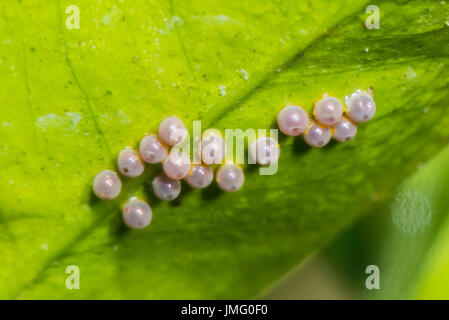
xmin=314 ymin=95 xmax=343 ymax=126
xmin=185 ymin=164 xmax=214 ymax=189
xmin=158 ymin=116 xmax=188 ymax=146
xmin=139 ymin=134 xmax=168 ymax=164
xmin=277 ymin=105 xmax=309 ymax=136
xmin=333 ymin=117 xmax=357 ymax=142
xmin=249 ymin=136 xmax=280 ymax=165
xmin=346 ymin=91 xmax=376 ymax=123
xmin=92 ymin=169 xmax=122 ymax=200
xmin=163 ymin=150 xmax=192 ymax=180
xmin=122 ymin=199 xmax=152 ymax=229
xmin=118 ymin=149 xmax=145 ymax=178
xmin=152 ymin=173 xmax=181 ymax=201
xmin=201 ymin=129 xmax=225 ymax=165
xmin=304 ymin=122 xmax=332 ymax=147
xmin=216 ymin=163 xmax=244 ymax=192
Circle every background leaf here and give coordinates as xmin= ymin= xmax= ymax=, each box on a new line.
xmin=1 ymin=0 xmax=449 ymax=299
xmin=323 ymin=145 xmax=449 ymax=299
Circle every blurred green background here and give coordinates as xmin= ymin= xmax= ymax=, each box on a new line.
xmin=264 ymin=146 xmax=449 ymax=299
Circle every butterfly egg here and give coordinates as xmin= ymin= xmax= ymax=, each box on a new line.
xmin=277 ymin=105 xmax=309 ymax=136
xmin=333 ymin=117 xmax=357 ymax=142
xmin=185 ymin=164 xmax=214 ymax=189
xmin=122 ymin=199 xmax=152 ymax=229
xmin=249 ymin=136 xmax=280 ymax=165
xmin=118 ymin=149 xmax=145 ymax=178
xmin=216 ymin=163 xmax=244 ymax=192
xmin=152 ymin=173 xmax=181 ymax=201
xmin=158 ymin=116 xmax=188 ymax=146
xmin=346 ymin=91 xmax=376 ymax=123
xmin=92 ymin=169 xmax=122 ymax=200
xmin=201 ymin=129 xmax=226 ymax=165
xmin=163 ymin=149 xmax=192 ymax=180
xmin=304 ymin=122 xmax=332 ymax=147
xmin=139 ymin=134 xmax=168 ymax=164
xmin=313 ymin=95 xmax=343 ymax=126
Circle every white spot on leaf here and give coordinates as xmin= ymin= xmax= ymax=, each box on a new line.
xmin=391 ymin=189 xmax=431 ymax=234
xmin=219 ymin=85 xmax=226 ymax=96
xmin=36 ymin=112 xmax=82 ymax=133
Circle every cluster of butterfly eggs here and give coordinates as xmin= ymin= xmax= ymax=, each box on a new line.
xmin=92 ymin=89 xmax=375 ymax=229
xmin=279 ymin=89 xmax=375 ymax=146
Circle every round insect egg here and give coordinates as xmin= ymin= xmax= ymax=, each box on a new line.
xmin=122 ymin=199 xmax=152 ymax=229
xmin=118 ymin=149 xmax=144 ymax=178
xmin=304 ymin=122 xmax=332 ymax=147
xmin=92 ymin=169 xmax=122 ymax=200
xmin=201 ymin=129 xmax=226 ymax=165
xmin=277 ymin=105 xmax=309 ymax=136
xmin=139 ymin=134 xmax=168 ymax=164
xmin=163 ymin=149 xmax=192 ymax=180
xmin=333 ymin=117 xmax=357 ymax=142
xmin=152 ymin=173 xmax=181 ymax=201
xmin=346 ymin=91 xmax=376 ymax=123
xmin=314 ymin=95 xmax=343 ymax=126
xmin=185 ymin=164 xmax=214 ymax=189
xmin=216 ymin=163 xmax=244 ymax=192
xmin=250 ymin=136 xmax=280 ymax=165
xmin=158 ymin=116 xmax=188 ymax=146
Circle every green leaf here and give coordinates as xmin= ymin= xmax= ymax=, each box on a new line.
xmin=1 ymin=0 xmax=449 ymax=299
xmin=414 ymin=209 xmax=449 ymax=299
xmin=324 ymin=146 xmax=449 ymax=299
xmin=385 ymin=146 xmax=449 ymax=299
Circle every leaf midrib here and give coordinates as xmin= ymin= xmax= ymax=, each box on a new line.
xmin=12 ymin=1 xmax=370 ymax=299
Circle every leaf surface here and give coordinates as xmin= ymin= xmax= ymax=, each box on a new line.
xmin=0 ymin=0 xmax=449 ymax=299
